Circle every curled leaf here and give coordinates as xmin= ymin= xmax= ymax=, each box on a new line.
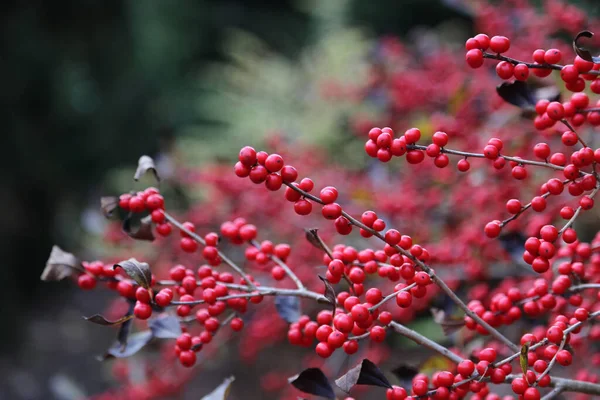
xmin=573 ymin=31 xmax=600 ymax=63
xmin=520 ymin=341 xmax=530 ymax=382
xmin=84 ymin=314 xmax=134 ymax=326
xmin=289 ymin=368 xmax=335 ymax=399
xmin=123 ymin=214 xmax=155 ymax=241
xmin=149 ymin=315 xmax=182 ymax=339
xmin=305 ymin=228 xmax=329 ymax=253
xmin=318 ymin=275 xmax=336 ymax=314
xmin=201 ymin=376 xmax=235 ymax=400
xmin=41 ymin=245 xmax=80 ymax=281
xmin=430 ymin=308 xmax=465 ymax=336
xmin=134 ymin=155 xmax=160 ymax=182
xmin=100 ymin=330 xmax=153 ymax=360
xmin=275 ymin=296 xmax=301 ymax=323
xmin=100 ymin=196 xmax=119 ymax=218
xmin=335 ymin=359 xmax=392 ymax=393
xmin=114 ymin=258 xmax=152 ymax=289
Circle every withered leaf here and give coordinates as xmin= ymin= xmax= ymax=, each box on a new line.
xmin=201 ymin=376 xmax=235 ymax=400
xmin=114 ymin=258 xmax=152 ymax=289
xmin=100 ymin=196 xmax=119 ymax=218
xmin=149 ymin=315 xmax=182 ymax=339
xmin=123 ymin=214 xmax=155 ymax=241
xmin=84 ymin=314 xmax=134 ymax=326
xmin=288 ymin=368 xmax=335 ymax=399
xmin=275 ymin=296 xmax=301 ymax=323
xmin=318 ymin=275 xmax=336 ymax=315
xmin=573 ymin=31 xmax=600 ymax=63
xmin=134 ymin=155 xmax=160 ymax=182
xmin=101 ymin=330 xmax=153 ymax=360
xmin=41 ymin=245 xmax=80 ymax=281
xmin=305 ymin=228 xmax=328 ymax=253
xmin=430 ymin=308 xmax=465 ymax=336
xmin=335 ymin=359 xmax=392 ymax=393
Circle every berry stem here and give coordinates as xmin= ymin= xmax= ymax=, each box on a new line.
xmin=558 ymin=186 xmax=600 ymax=234
xmin=483 ymin=52 xmax=600 ymax=76
xmin=535 ymin=335 xmax=566 ymax=386
xmin=368 ymin=282 xmax=417 ymax=311
xmin=540 ymin=386 xmax=565 ymax=400
xmin=407 ymin=144 xmax=582 ymax=174
xmin=248 ymin=239 xmax=305 ymax=290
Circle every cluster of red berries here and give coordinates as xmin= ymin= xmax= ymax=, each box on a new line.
xmin=365 ymin=127 xmax=450 ymax=168
xmin=465 ymin=31 xmax=600 ymax=132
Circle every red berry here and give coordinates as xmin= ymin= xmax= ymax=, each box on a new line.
xmin=496 ymin=61 xmax=514 ymax=79
xmin=77 ymin=274 xmax=96 ymax=290
xmin=294 ymin=199 xmax=312 ymax=215
xmin=466 ymin=49 xmax=484 ymax=68
xmin=369 ymin=326 xmax=386 ymax=342
xmin=489 ymin=36 xmax=510 ymax=53
xmin=513 ymin=63 xmax=529 ymax=80
xmin=134 ymin=301 xmax=152 ymax=320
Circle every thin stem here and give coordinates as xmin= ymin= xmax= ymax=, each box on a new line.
xmin=164 ymin=212 xmax=258 ymax=291
xmin=559 ymin=186 xmax=600 ymax=234
xmin=249 ymin=239 xmax=305 ymax=290
xmin=570 ymin=283 xmax=600 ymax=291
xmin=501 ymin=191 xmax=552 ymax=227
xmin=541 ymin=386 xmax=565 ymax=400
xmin=483 ymin=52 xmax=600 ymax=75
xmin=388 ymin=321 xmax=463 ymax=364
xmin=368 ymin=283 xmax=417 ymax=311
xmin=407 ymin=144 xmax=582 ymax=174
xmin=577 ymin=107 xmax=600 ymax=113
xmin=535 ymin=337 xmax=566 ymax=386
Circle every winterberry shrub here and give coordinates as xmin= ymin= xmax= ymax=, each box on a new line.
xmin=41 ymin=2 xmax=600 ymax=400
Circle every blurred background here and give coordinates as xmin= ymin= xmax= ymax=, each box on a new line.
xmin=2 ymin=0 xmax=600 ymax=399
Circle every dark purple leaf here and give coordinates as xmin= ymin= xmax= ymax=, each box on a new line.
xmin=431 ymin=308 xmax=465 ymax=336
xmin=573 ymin=31 xmax=600 ymax=63
xmin=149 ymin=315 xmax=182 ymax=339
xmin=84 ymin=314 xmax=134 ymax=326
xmin=101 ymin=196 xmax=119 ymax=218
xmin=496 ymin=81 xmax=536 ymax=109
xmin=288 ymin=368 xmax=335 ymax=399
xmin=134 ymin=155 xmax=160 ymax=182
xmin=275 ymin=296 xmax=301 ymax=323
xmin=335 ymin=359 xmax=392 ymax=393
xmin=114 ymin=258 xmax=152 ymax=289
xmin=40 ymin=246 xmax=81 ymax=281
xmin=318 ymin=275 xmax=336 ymax=314
xmin=123 ymin=214 xmax=155 ymax=241
xmin=100 ymin=331 xmax=153 ymax=360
